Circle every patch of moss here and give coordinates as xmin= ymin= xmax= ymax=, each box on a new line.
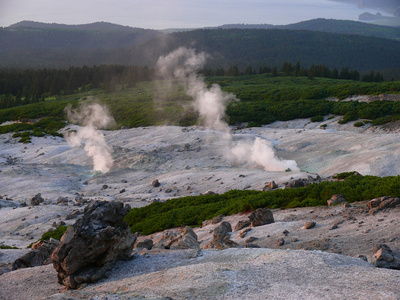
xmin=0 ymin=245 xmax=19 ymax=249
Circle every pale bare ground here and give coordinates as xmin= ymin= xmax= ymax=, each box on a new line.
xmin=1 ymin=118 xmax=400 ymax=299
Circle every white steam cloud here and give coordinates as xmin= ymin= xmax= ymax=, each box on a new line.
xmin=65 ymin=102 xmax=115 ymax=172
xmin=156 ymin=47 xmax=233 ymax=133
xmin=229 ymin=137 xmax=299 ymax=172
xmin=156 ymin=47 xmax=299 ymax=172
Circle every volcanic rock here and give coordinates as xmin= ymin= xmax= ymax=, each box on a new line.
xmin=30 ymin=193 xmax=44 ymax=206
xmin=263 ymin=181 xmax=278 ymax=191
xmin=203 ymin=221 xmax=238 ymax=250
xmin=304 ymin=221 xmax=316 ymax=229
xmin=371 ymin=244 xmax=400 ymax=270
xmin=249 ymin=208 xmax=274 ymax=227
xmin=50 ymin=201 xmax=135 ymax=289
xmin=153 ymin=226 xmax=200 ymax=250
xmin=327 ymin=194 xmax=346 ymax=206
xmin=12 ymin=238 xmax=60 ymax=270
xmin=285 ymin=179 xmax=307 ymax=189
xmin=153 ymin=231 xmax=182 ymax=249
xmin=135 ymin=239 xmax=154 ymax=250
xmin=367 ymin=196 xmax=400 ymax=214
xmin=152 ymin=179 xmax=160 ymax=187
xmin=171 ymin=226 xmax=200 ymax=250
xmin=234 ymin=219 xmax=251 ymax=231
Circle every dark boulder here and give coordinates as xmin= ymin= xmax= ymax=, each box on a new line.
xmin=249 ymin=208 xmax=274 ymax=227
xmin=30 ymin=193 xmax=44 ymax=206
xmin=12 ymin=238 xmax=60 ymax=270
xmin=285 ymin=179 xmax=307 ymax=189
xmin=152 ymin=179 xmax=160 ymax=187
xmin=50 ymin=201 xmax=135 ymax=289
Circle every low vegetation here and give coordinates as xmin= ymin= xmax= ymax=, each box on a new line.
xmin=124 ymin=174 xmax=400 ymax=235
xmin=0 ymin=245 xmax=19 ymax=249
xmin=1 ymin=74 xmax=400 ymax=143
xmin=27 ymin=225 xmax=69 ymax=248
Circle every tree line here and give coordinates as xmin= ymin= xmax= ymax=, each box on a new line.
xmin=202 ymin=61 xmax=384 ymax=82
xmin=0 ymin=61 xmax=386 ymax=110
xmin=0 ymin=65 xmax=152 ymax=109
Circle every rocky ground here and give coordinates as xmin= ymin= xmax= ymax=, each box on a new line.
xmin=1 ymin=117 xmax=400 ymax=299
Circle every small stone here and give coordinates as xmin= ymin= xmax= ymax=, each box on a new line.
xmin=277 ymin=238 xmax=285 ymax=246
xmin=102 ymin=185 xmax=108 ymax=190
xmin=152 ymin=179 xmax=160 ymax=187
xmin=119 ymin=189 xmax=126 ymax=194
xmin=304 ymin=221 xmax=316 ymax=229
xmin=283 ymin=229 xmax=289 ymax=236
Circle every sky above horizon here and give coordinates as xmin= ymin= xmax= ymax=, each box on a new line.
xmin=0 ymin=0 xmax=386 ymax=29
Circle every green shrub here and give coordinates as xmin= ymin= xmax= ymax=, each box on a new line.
xmin=311 ymin=115 xmax=324 ymax=122
xmin=332 ymin=171 xmax=361 ymax=179
xmin=124 ymin=175 xmax=400 ymax=235
xmin=0 ymin=245 xmax=19 ymax=249
xmin=40 ymin=225 xmax=68 ymax=241
xmin=354 ymin=121 xmax=365 ymax=127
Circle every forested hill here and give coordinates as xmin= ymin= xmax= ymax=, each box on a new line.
xmin=219 ymin=19 xmax=400 ymax=41
xmin=1 ymin=21 xmax=400 ymax=74
xmin=131 ymin=29 xmax=400 ymax=72
xmin=7 ymin=21 xmax=145 ymax=32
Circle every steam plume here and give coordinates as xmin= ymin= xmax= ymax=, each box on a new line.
xmin=65 ymin=102 xmax=115 ymax=172
xmin=156 ymin=47 xmax=299 ymax=172
xmin=156 ymin=47 xmax=233 ymax=132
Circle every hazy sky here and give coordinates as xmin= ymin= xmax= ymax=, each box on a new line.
xmin=0 ymin=0 xmax=384 ymax=29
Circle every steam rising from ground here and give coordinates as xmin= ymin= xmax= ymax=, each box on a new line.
xmin=65 ymin=102 xmax=115 ymax=172
xmin=156 ymin=47 xmax=232 ymax=133
xmin=156 ymin=47 xmax=299 ymax=172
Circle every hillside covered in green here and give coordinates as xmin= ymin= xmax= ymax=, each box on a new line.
xmin=1 ymin=20 xmax=400 ymax=77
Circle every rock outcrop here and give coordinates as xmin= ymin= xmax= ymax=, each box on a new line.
xmin=203 ymin=221 xmax=238 ymax=250
xmin=371 ymin=244 xmax=400 ymax=270
xmin=50 ymin=201 xmax=135 ymax=289
xmin=367 ymin=196 xmax=400 ymax=214
xmin=152 ymin=226 xmax=200 ymax=250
